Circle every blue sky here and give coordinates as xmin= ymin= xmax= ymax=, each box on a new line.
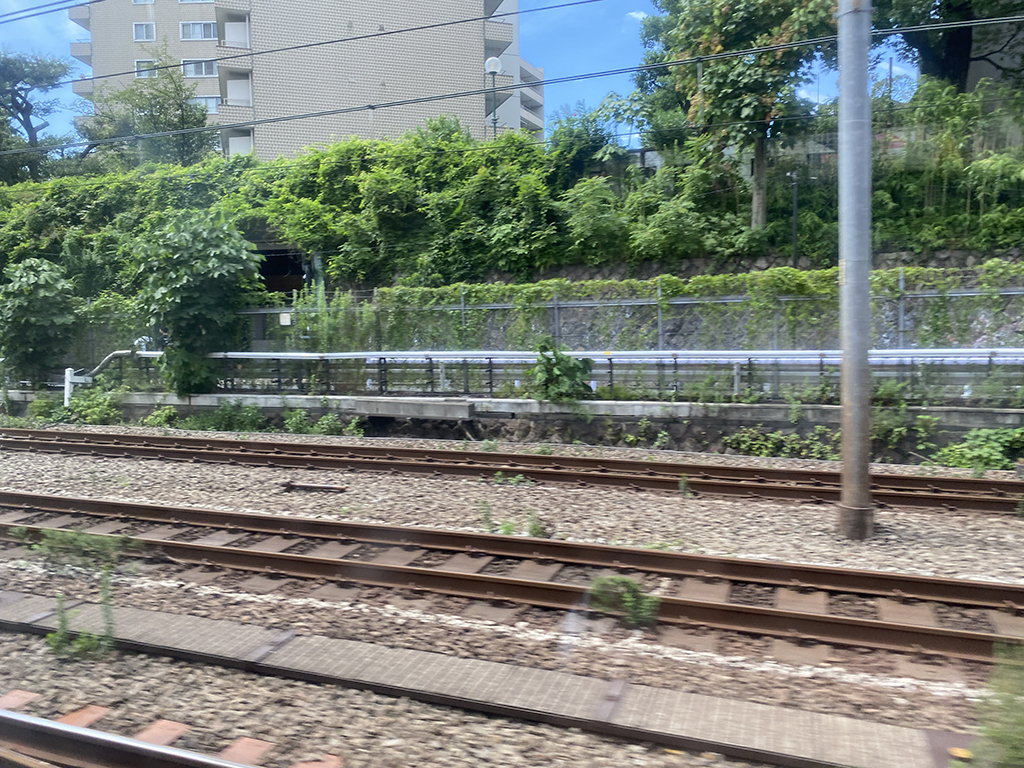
xmin=2 ymin=0 xmax=662 ymax=140
xmin=1 ymin=0 xmax=913 ymax=143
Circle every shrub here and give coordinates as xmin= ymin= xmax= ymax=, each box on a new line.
xmin=283 ymin=409 xmax=314 ymax=434
xmin=67 ymin=388 xmax=123 ymax=425
xmin=590 ymin=575 xmax=660 ymax=628
xmin=0 ymin=259 xmax=77 ymax=385
xmin=141 ymin=406 xmax=178 ymax=428
xmin=934 ymin=428 xmax=1024 ymax=471
xmin=529 ymin=337 xmax=594 ymax=402
xmin=311 ymin=412 xmax=344 ymax=435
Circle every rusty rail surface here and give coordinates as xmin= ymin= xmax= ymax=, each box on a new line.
xmin=1 ymin=491 xmax=1021 ymax=662
xmin=1 ymin=428 xmax=1021 ymax=513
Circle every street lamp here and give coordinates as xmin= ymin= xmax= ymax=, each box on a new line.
xmin=485 ymin=56 xmax=502 ymax=139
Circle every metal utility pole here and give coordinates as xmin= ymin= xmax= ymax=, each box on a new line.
xmin=789 ymin=171 xmax=799 ymax=267
xmin=838 ymin=0 xmax=874 ymax=539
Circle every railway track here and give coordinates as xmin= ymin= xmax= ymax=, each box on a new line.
xmin=1 ymin=428 xmax=1022 ymax=513
xmin=1 ymin=490 xmax=1022 ymax=662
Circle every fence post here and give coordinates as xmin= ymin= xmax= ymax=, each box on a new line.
xmin=552 ymin=291 xmax=561 ymax=345
xmin=657 ymin=277 xmax=665 ymax=350
xmin=897 ymin=267 xmax=906 ymax=349
xmin=460 ymin=285 xmax=467 ymax=350
xmin=373 ymin=288 xmax=383 ymax=352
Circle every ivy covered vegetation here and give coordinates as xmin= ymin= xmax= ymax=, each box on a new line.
xmin=1 ymin=75 xmax=1024 ymax=300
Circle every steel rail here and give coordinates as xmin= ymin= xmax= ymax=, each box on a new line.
xmin=1 ymin=519 xmax=1010 ymax=661
xmin=0 ymin=430 xmax=1020 ymax=513
xmin=2 ymin=491 xmax=1023 ymax=610
xmin=0 ymin=710 xmax=248 ymax=768
xmin=3 ymin=428 xmax=1019 ymax=497
xmin=2 ymin=494 xmax=1021 ymax=661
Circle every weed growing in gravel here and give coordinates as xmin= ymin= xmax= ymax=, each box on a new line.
xmin=527 ymin=511 xmax=549 ymax=538
xmin=479 ymin=500 xmax=494 ymax=533
xmin=589 ymin=575 xmax=661 ymax=629
xmin=492 ymin=472 xmax=534 ymax=486
xmin=479 ymin=439 xmax=499 ymax=452
xmin=498 ymin=521 xmax=516 ymax=535
xmin=534 ymin=445 xmax=553 ymax=455
xmin=678 ymin=475 xmax=693 ymax=498
xmin=12 ymin=529 xmax=140 ymax=659
xmin=973 ymin=644 xmax=1024 ymax=767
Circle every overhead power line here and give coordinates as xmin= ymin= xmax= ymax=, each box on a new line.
xmin=2 ymin=12 xmax=1023 ymax=159
xmin=0 ymin=0 xmax=105 ymax=25
xmin=53 ymin=0 xmax=610 ymax=88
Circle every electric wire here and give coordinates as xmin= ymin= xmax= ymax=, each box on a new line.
xmin=52 ymin=0 xmax=610 ymax=88
xmin=0 ymin=0 xmax=105 ymax=25
xmin=2 ymin=12 xmax=1024 ymax=159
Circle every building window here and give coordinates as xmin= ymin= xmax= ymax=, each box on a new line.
xmin=133 ymin=22 xmax=155 ymax=41
xmin=188 ymin=96 xmax=221 ymax=114
xmin=135 ymin=60 xmax=158 ymax=78
xmin=182 ymin=59 xmax=217 ymax=77
xmin=181 ymin=22 xmax=217 ymax=40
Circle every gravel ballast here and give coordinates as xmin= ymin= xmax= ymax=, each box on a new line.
xmin=0 ymin=426 xmax=1012 ymax=751
xmin=0 ymin=633 xmax=770 ymax=768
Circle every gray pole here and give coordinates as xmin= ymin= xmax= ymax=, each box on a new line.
xmin=491 ymin=72 xmax=499 ymax=139
xmin=838 ymin=0 xmax=874 ymax=539
xmin=791 ymin=172 xmax=799 ymax=268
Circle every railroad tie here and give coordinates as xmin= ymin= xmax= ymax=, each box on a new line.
xmin=0 ymin=690 xmax=40 ymax=710
xmin=219 ymin=737 xmax=276 ymax=765
xmin=133 ymin=719 xmax=190 ymax=746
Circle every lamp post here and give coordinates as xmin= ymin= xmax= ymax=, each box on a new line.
xmin=485 ymin=56 xmax=502 ymax=139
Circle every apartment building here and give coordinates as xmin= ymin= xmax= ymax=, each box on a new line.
xmin=69 ymin=0 xmax=544 ymax=159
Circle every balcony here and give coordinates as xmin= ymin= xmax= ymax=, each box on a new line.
xmin=520 ymin=108 xmax=543 ymax=134
xmin=484 ymin=20 xmax=513 ymax=57
xmin=70 ymin=41 xmax=91 ymax=66
xmin=520 ymin=83 xmax=543 ymax=110
xmin=485 ymin=73 xmax=513 ymax=112
xmin=68 ymin=3 xmax=89 ymax=30
xmin=72 ymin=78 xmax=94 ymax=98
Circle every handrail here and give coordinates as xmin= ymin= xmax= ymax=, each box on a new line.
xmin=0 ymin=709 xmax=249 ymax=768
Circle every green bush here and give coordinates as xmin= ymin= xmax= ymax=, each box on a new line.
xmin=283 ymin=409 xmax=314 ymax=434
xmin=27 ymin=393 xmax=63 ymax=421
xmin=177 ymin=401 xmax=269 ymax=433
xmin=934 ymin=428 xmax=1024 ymax=471
xmin=528 ymin=337 xmax=594 ymax=402
xmin=724 ymin=424 xmax=841 ymax=461
xmin=141 ymin=406 xmax=178 ymax=428
xmin=0 ymin=259 xmax=77 ymax=385
xmin=311 ymin=412 xmax=344 ymax=435
xmin=67 ymin=388 xmax=123 ymax=425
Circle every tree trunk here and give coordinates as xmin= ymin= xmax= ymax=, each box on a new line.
xmin=750 ymin=130 xmax=768 ymax=230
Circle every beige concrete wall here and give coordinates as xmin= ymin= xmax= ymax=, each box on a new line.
xmin=246 ymin=0 xmax=487 ymax=159
xmin=76 ymin=0 xmax=540 ymax=159
xmin=85 ymin=0 xmax=221 ymax=103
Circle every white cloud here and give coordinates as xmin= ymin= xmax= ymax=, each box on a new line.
xmin=627 ymin=11 xmax=648 ymax=21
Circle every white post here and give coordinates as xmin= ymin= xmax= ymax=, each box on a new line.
xmin=64 ymin=367 xmax=75 ymax=407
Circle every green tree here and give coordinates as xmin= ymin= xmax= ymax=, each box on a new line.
xmin=79 ymin=55 xmax=216 ymax=167
xmin=562 ymin=177 xmax=630 ymax=265
xmin=136 ymin=210 xmax=264 ymax=396
xmin=0 ymin=258 xmax=77 ymax=384
xmin=627 ymin=0 xmax=835 ymax=229
xmin=0 ymin=50 xmax=73 ymax=180
xmin=874 ymin=0 xmax=1024 ymax=93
